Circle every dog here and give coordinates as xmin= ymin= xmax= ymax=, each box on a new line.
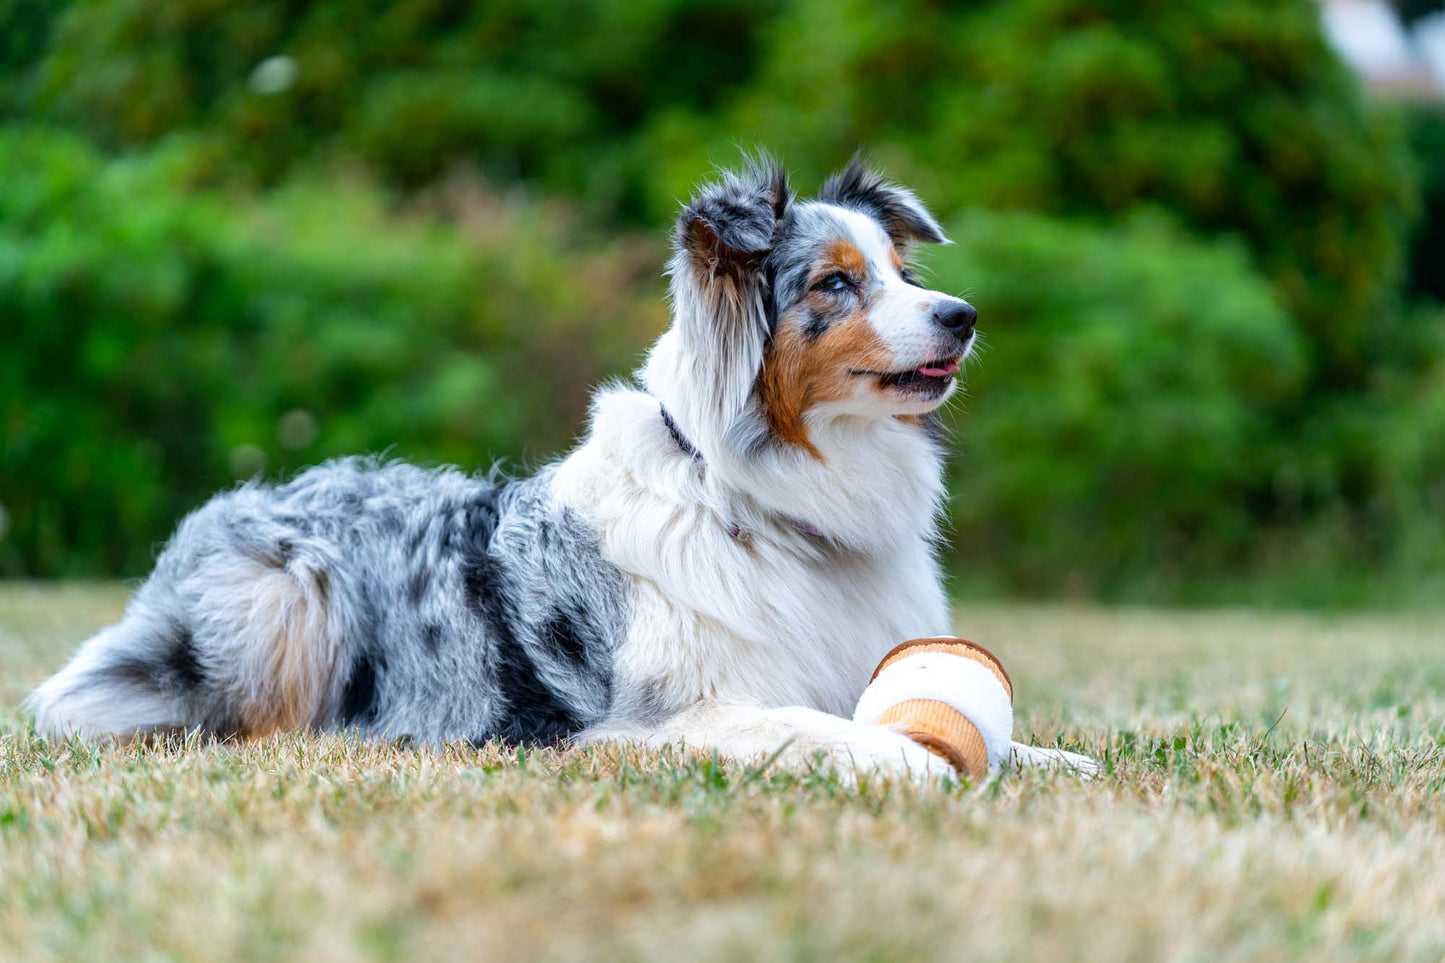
xmin=27 ymin=156 xmax=1094 ymax=781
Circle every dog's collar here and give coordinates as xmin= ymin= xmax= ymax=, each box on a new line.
xmin=659 ymin=403 xmax=702 ymax=462
xmin=657 ymin=403 xmax=825 ymax=541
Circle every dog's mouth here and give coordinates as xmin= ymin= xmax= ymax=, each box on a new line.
xmin=852 ymin=357 xmax=961 ymax=396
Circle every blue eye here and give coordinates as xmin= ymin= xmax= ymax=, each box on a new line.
xmin=818 ymin=273 xmax=851 ymax=293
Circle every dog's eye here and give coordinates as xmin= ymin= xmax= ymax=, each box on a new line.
xmin=815 ymin=272 xmax=852 ymax=294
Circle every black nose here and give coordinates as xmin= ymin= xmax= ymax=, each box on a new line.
xmin=933 ymin=300 xmax=977 ymax=339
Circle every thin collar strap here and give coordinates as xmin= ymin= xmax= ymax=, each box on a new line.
xmin=657 ymin=402 xmax=824 ymax=540
xmin=660 ymin=404 xmax=703 ymax=462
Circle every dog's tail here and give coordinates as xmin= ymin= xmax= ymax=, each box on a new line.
xmin=26 ymin=615 xmax=200 ymax=740
xmin=27 ymin=550 xmax=348 ymax=741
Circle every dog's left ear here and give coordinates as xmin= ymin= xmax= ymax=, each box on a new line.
xmin=820 ymin=156 xmax=948 ymax=249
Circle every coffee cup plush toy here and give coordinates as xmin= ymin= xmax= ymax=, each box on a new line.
xmin=853 ymin=637 xmax=1014 ymax=781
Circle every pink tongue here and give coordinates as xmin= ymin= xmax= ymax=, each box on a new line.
xmin=917 ymin=360 xmax=960 ymax=377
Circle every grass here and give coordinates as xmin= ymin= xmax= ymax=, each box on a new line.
xmin=1 ymin=584 xmax=1443 ymax=962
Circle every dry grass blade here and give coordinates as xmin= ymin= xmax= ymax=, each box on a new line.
xmin=1 ymin=586 xmax=1443 ymax=962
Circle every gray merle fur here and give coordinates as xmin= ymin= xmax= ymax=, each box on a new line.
xmin=54 ymin=458 xmax=626 ymax=746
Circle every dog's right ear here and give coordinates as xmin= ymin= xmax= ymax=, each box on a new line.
xmin=820 ymin=155 xmax=948 ymax=250
xmin=672 ymin=156 xmax=791 ymax=282
xmin=665 ymin=156 xmax=792 ymax=434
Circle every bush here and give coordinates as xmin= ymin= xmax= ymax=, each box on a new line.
xmin=675 ymin=0 xmax=1416 ymax=382
xmin=1401 ymin=102 xmax=1445 ymax=302
xmin=1273 ymin=302 xmax=1445 ymax=600
xmin=13 ymin=1 xmax=1416 ymax=378
xmin=0 ymin=127 xmax=1436 ymax=598
xmin=1 ymin=1 xmax=1439 ymax=599
xmin=0 ymin=129 xmax=663 ymax=577
xmin=14 ymin=0 xmax=773 ymax=212
xmin=929 ymin=211 xmax=1305 ymax=595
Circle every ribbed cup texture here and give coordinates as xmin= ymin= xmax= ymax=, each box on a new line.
xmin=874 ymin=698 xmax=990 ymax=780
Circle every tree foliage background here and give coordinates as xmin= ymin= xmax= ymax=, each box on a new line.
xmin=2 ymin=0 xmax=1442 ymax=602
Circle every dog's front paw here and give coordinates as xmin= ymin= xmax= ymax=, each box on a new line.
xmin=824 ymin=727 xmax=960 ymax=786
xmin=1009 ymin=741 xmax=1100 ymax=779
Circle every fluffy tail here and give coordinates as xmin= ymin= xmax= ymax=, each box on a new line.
xmin=26 ymin=555 xmax=346 ymax=741
xmin=25 ymin=617 xmax=201 ymax=740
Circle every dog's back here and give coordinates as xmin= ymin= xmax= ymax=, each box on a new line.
xmin=27 ymin=457 xmax=625 ymax=743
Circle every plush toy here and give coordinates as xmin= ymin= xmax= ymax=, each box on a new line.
xmin=853 ymin=637 xmax=1014 ymax=781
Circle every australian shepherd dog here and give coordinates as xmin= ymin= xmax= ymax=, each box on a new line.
xmin=28 ymin=157 xmax=1093 ymax=781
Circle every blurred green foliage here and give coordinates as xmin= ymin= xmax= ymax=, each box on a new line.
xmin=934 ymin=212 xmax=1305 ymax=594
xmin=1403 ymin=102 xmax=1445 ymax=301
xmin=0 ymin=129 xmax=660 ymax=576
xmin=671 ymin=0 xmax=1417 ymax=382
xmin=935 ymin=211 xmax=1445 ymax=600
xmin=3 ymin=0 xmax=772 ymax=214
xmin=1 ymin=0 xmax=1442 ymax=600
xmin=10 ymin=0 xmax=1415 ymax=375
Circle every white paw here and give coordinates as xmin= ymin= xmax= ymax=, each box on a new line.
xmin=1009 ymin=741 xmax=1100 ymax=779
xmin=823 ymin=727 xmax=960 ymax=785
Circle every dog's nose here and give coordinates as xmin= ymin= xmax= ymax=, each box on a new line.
xmin=933 ymin=300 xmax=977 ymax=340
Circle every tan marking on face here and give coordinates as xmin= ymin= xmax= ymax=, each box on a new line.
xmin=823 ymin=239 xmax=868 ymax=282
xmin=759 ymin=296 xmax=895 ymax=459
xmin=889 ymin=247 xmax=905 ymax=274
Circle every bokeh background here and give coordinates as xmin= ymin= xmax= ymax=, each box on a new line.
xmin=2 ymin=0 xmax=1442 ymax=605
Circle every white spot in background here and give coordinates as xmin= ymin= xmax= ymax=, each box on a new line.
xmin=249 ymin=55 xmax=299 ymax=96
xmin=1417 ymin=13 xmax=1445 ymax=90
xmin=230 ymin=444 xmax=267 ymax=479
xmin=1322 ymin=1 xmax=1413 ymax=76
xmin=1320 ymin=0 xmax=1442 ymax=94
xmin=277 ymin=409 xmax=319 ymax=450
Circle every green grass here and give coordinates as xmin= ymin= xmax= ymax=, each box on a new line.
xmin=2 ymin=584 xmax=1443 ymax=962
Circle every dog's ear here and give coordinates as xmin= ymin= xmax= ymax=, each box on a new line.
xmin=820 ymin=155 xmax=948 ymax=249
xmin=672 ymin=155 xmax=791 ymax=279
xmin=665 ymin=155 xmax=792 ymax=436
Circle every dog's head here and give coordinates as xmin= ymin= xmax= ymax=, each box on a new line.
xmin=665 ymin=155 xmax=971 ymax=459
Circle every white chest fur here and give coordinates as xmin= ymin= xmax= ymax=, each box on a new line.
xmin=551 ymin=386 xmax=951 ymax=720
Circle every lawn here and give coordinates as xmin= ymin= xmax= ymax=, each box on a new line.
xmin=1 ymin=583 xmax=1442 ymax=962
